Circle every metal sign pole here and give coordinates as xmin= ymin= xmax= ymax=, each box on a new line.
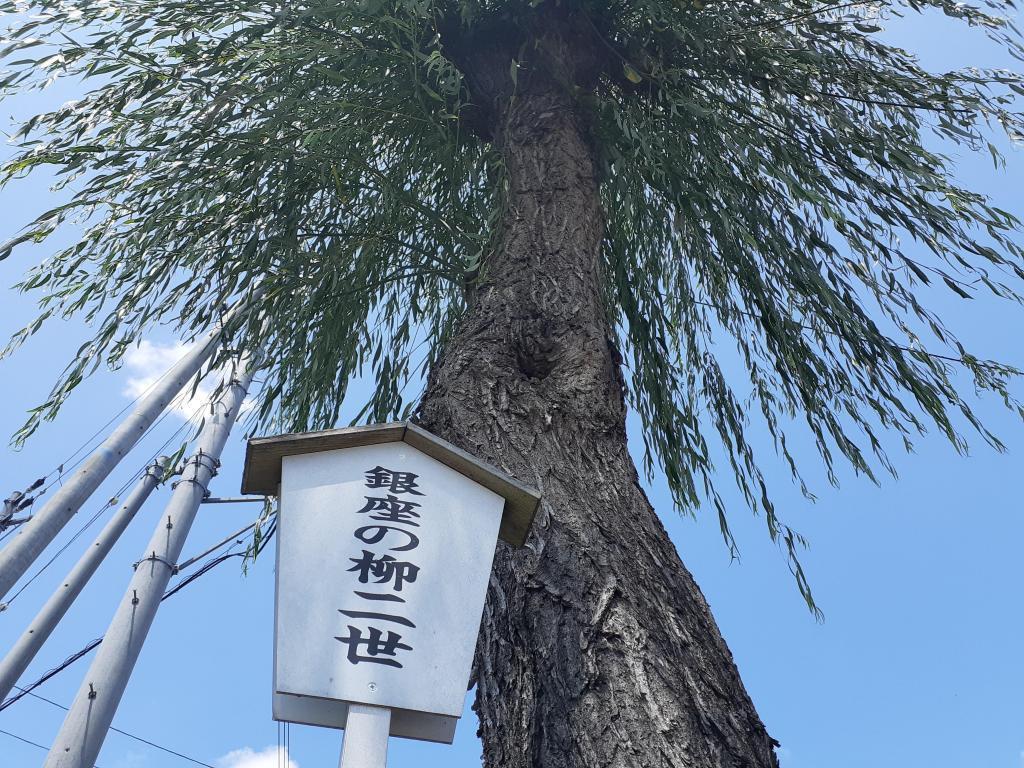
xmin=43 ymin=356 xmax=257 ymax=768
xmin=339 ymin=704 xmax=391 ymax=768
xmin=0 ymin=458 xmax=167 ymax=703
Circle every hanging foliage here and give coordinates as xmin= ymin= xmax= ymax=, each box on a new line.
xmin=2 ymin=0 xmax=1023 ymax=610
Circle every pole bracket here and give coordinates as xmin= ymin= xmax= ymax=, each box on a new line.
xmin=132 ymin=552 xmax=178 ymax=574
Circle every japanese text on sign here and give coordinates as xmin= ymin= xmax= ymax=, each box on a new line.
xmin=335 ymin=466 xmax=424 ymax=668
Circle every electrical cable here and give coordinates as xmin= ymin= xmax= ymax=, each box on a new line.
xmin=33 ymin=342 xmax=205 ymax=496
xmin=14 ymin=686 xmax=216 ymax=768
xmin=162 ymin=520 xmax=276 ymax=600
xmin=175 ymin=521 xmax=258 ymax=575
xmin=4 ymin=503 xmax=121 ymax=609
xmin=0 ymin=519 xmax=277 ymax=713
xmin=0 ymin=726 xmax=101 ymax=767
xmin=36 ymin=369 xmax=199 ymax=500
xmin=2 ymin=394 xmax=207 ymax=609
xmin=276 ymin=718 xmax=291 ymax=768
xmin=1 ymin=638 xmax=103 ymax=711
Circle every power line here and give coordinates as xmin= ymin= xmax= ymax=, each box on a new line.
xmin=0 ymin=348 xmax=209 ymax=542
xmin=36 ymin=372 xmax=197 ymax=501
xmin=1 ymin=638 xmax=102 ymax=711
xmin=162 ymin=519 xmax=276 ymax=600
xmin=14 ymin=686 xmax=216 ymax=768
xmin=0 ymin=519 xmax=277 ymax=712
xmin=36 ymin=342 xmax=205 ymax=495
xmin=277 ymin=720 xmax=292 ymax=768
xmin=1 ymin=395 xmax=207 ymax=610
xmin=175 ymin=521 xmax=258 ymax=574
xmin=0 ymin=726 xmax=101 ymax=767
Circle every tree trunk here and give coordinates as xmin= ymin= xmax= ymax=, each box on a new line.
xmin=416 ymin=24 xmax=781 ymax=768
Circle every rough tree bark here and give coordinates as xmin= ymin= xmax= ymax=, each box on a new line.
xmin=417 ymin=9 xmax=780 ymax=768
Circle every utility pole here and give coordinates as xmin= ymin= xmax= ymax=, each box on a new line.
xmin=0 ymin=458 xmax=168 ymax=703
xmin=43 ymin=355 xmax=257 ymax=768
xmin=0 ymin=328 xmax=224 ymax=600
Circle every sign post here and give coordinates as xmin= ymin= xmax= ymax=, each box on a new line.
xmin=339 ymin=704 xmax=391 ymax=768
xmin=241 ymin=422 xmax=540 ymax=764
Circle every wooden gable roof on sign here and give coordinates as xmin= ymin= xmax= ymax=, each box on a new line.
xmin=241 ymin=421 xmax=541 ymax=547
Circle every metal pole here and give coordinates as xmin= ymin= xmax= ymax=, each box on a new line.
xmin=0 ymin=459 xmax=168 ymax=703
xmin=339 ymin=704 xmax=392 ymax=768
xmin=0 ymin=322 xmax=230 ymax=600
xmin=173 ymin=520 xmax=256 ymax=574
xmin=44 ymin=356 xmax=257 ymax=768
xmin=200 ymin=497 xmax=266 ymax=504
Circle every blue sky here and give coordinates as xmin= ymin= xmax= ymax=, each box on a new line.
xmin=1 ymin=7 xmax=1023 ymax=768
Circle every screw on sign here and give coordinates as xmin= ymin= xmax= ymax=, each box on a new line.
xmin=240 ymin=422 xmax=540 ymax=768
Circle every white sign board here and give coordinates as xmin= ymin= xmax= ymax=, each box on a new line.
xmin=272 ymin=442 xmax=504 ymax=743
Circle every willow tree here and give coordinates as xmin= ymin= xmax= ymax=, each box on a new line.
xmin=3 ymin=0 xmax=1024 ymax=765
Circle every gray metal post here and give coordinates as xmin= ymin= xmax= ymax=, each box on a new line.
xmin=0 ymin=459 xmax=168 ymax=703
xmin=339 ymin=704 xmax=392 ymax=768
xmin=0 ymin=328 xmax=224 ymax=600
xmin=43 ymin=356 xmax=257 ymax=768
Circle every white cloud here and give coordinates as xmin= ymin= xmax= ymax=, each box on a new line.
xmin=122 ymin=340 xmax=256 ymax=421
xmin=123 ymin=340 xmax=212 ymax=420
xmin=217 ymin=745 xmax=299 ymax=768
